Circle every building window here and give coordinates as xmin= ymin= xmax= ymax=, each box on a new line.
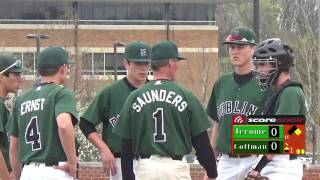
xmin=0 ymin=2 xmax=215 ymax=23
xmin=82 ymin=52 xmax=126 ymax=75
xmin=22 ymin=52 xmax=36 ymax=75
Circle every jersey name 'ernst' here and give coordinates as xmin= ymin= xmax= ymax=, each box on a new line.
xmin=20 ymin=98 xmax=46 ymax=116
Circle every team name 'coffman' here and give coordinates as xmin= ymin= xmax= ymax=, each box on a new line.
xmin=133 ymin=89 xmax=187 ymax=112
xmin=21 ymin=98 xmax=46 ymax=116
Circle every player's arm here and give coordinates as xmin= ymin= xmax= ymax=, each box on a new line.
xmin=121 ymin=138 xmax=135 ymax=180
xmin=206 ymin=83 xmax=220 ymax=157
xmin=0 ymin=150 xmax=10 ymax=180
xmin=192 ymin=131 xmax=218 ymax=179
xmin=9 ymin=136 xmax=22 ymax=180
xmin=79 ymin=119 xmax=116 ymax=175
xmin=210 ymin=120 xmax=220 ymax=158
xmin=246 ymin=154 xmax=273 ymax=178
xmin=56 ymin=113 xmax=77 ymax=178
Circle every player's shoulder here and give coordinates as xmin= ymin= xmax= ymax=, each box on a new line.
xmin=0 ymin=98 xmax=5 ymax=106
xmin=281 ymin=85 xmax=304 ymax=98
xmin=215 ymin=72 xmax=233 ymax=84
xmin=14 ymin=87 xmax=35 ymax=102
xmin=165 ymin=80 xmax=196 ymax=97
xmin=219 ymin=72 xmax=233 ymax=79
xmin=149 ymin=79 xmax=185 ymax=89
xmin=0 ymin=98 xmax=6 ymax=111
xmin=100 ymin=78 xmax=127 ymax=92
xmin=41 ymin=83 xmax=74 ymax=96
xmin=58 ymin=85 xmax=74 ymax=94
xmin=211 ymin=72 xmax=234 ymax=90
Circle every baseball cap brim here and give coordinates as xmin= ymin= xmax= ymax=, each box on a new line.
xmin=9 ymin=67 xmax=31 ymax=73
xmin=177 ymin=56 xmax=187 ymax=60
xmin=127 ymin=58 xmax=150 ymax=62
xmin=223 ymin=41 xmax=256 ymax=45
xmin=67 ymin=59 xmax=75 ymax=64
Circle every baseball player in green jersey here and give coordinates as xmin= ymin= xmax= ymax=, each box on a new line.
xmin=79 ymin=41 xmax=151 ymax=180
xmin=8 ymin=46 xmax=78 ymax=180
xmin=246 ymin=38 xmax=306 ymax=180
xmin=113 ymin=40 xmax=218 ymax=180
xmin=0 ymin=54 xmax=26 ymax=180
xmin=206 ymin=26 xmax=269 ymax=180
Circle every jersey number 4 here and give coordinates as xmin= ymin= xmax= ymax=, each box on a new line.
xmin=153 ymin=108 xmax=166 ymax=142
xmin=25 ymin=116 xmax=42 ymax=151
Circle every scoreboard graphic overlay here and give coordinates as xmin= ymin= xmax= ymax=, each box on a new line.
xmin=232 ymin=115 xmax=305 ymax=155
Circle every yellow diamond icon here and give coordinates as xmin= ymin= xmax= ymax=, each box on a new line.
xmin=295 ymin=128 xmax=302 ymax=136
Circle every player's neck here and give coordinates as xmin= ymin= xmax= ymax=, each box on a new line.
xmin=41 ymin=76 xmax=61 ymax=85
xmin=0 ymin=85 xmax=8 ymax=98
xmin=234 ymin=61 xmax=253 ymax=75
xmin=276 ymin=72 xmax=290 ymax=89
xmin=153 ymin=72 xmax=174 ymax=81
xmin=126 ymin=76 xmax=146 ymax=88
xmin=153 ymin=67 xmax=175 ymax=80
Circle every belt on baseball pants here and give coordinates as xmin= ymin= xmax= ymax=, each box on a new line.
xmin=289 ymin=155 xmax=297 ymax=160
xmin=24 ymin=161 xmax=59 ymax=167
xmin=113 ymin=152 xmax=121 ymax=158
xmin=135 ymin=154 xmax=183 ymax=160
xmin=224 ymin=153 xmax=252 ymax=158
xmin=225 ymin=154 xmax=297 ymax=160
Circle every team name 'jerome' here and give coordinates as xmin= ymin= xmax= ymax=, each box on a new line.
xmin=21 ymin=98 xmax=46 ymax=116
xmin=133 ymin=89 xmax=187 ymax=112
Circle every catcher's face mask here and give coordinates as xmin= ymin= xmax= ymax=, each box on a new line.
xmin=252 ymin=57 xmax=278 ymax=91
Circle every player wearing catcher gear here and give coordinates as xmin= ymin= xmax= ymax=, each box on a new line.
xmin=206 ymin=26 xmax=269 ymax=180
xmin=247 ymin=38 xmax=306 ymax=180
xmin=114 ymin=40 xmax=218 ymax=180
xmin=8 ymin=46 xmax=78 ymax=180
xmin=0 ymin=54 xmax=26 ymax=180
xmin=79 ymin=41 xmax=151 ymax=180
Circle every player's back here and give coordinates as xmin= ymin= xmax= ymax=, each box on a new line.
xmin=124 ymin=80 xmax=210 ymax=157
xmin=13 ymin=83 xmax=70 ymax=163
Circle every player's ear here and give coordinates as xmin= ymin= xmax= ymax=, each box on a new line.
xmin=168 ymin=58 xmax=174 ymax=67
xmin=251 ymin=45 xmax=256 ymax=56
xmin=58 ymin=64 xmax=67 ymax=74
xmin=123 ymin=59 xmax=130 ymax=70
xmin=168 ymin=58 xmax=178 ymax=68
xmin=0 ymin=73 xmax=5 ymax=82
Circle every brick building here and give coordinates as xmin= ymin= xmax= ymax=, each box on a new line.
xmin=1 ymin=0 xmax=319 ymax=179
xmin=0 ymin=0 xmax=220 ymax=101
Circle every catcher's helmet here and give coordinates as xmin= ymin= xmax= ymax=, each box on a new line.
xmin=252 ymin=38 xmax=294 ymax=90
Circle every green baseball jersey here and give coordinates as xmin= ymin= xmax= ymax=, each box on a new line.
xmin=207 ymin=73 xmax=269 ymax=153
xmin=81 ymin=78 xmax=136 ymax=152
xmin=274 ymin=86 xmax=307 ymax=115
xmin=113 ymin=80 xmax=211 ymax=157
xmin=8 ymin=83 xmax=78 ymax=163
xmin=0 ymin=98 xmax=10 ymax=170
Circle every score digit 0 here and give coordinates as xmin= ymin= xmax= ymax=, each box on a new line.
xmin=269 ymin=141 xmax=280 ymax=153
xmin=269 ymin=126 xmax=280 ymax=138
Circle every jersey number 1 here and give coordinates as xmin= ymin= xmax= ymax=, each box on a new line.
xmin=153 ymin=108 xmax=166 ymax=142
xmin=25 ymin=116 xmax=41 ymax=151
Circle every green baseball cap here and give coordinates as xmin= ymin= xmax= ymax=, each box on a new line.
xmin=37 ymin=46 xmax=73 ymax=68
xmin=125 ymin=41 xmax=151 ymax=62
xmin=223 ymin=26 xmax=257 ymax=45
xmin=151 ymin=40 xmax=186 ymax=60
xmin=0 ymin=53 xmax=26 ymax=74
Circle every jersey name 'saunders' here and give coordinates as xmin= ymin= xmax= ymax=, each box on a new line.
xmin=217 ymin=100 xmax=259 ymax=119
xmin=21 ymin=98 xmax=46 ymax=116
xmin=133 ymin=89 xmax=187 ymax=112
